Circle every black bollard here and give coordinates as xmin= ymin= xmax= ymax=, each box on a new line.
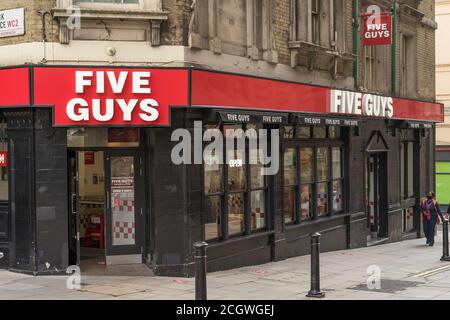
xmin=306 ymin=232 xmax=325 ymax=298
xmin=441 ymin=219 xmax=450 ymax=261
xmin=194 ymin=241 xmax=208 ymax=300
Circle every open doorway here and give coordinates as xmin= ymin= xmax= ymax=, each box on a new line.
xmin=69 ymin=151 xmax=106 ymax=270
xmin=68 ymin=147 xmax=144 ymax=272
xmin=365 ymin=153 xmax=388 ymax=243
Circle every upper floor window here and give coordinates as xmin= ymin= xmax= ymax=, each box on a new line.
xmin=291 ymin=0 xmax=344 ymax=49
xmin=400 ymin=34 xmax=416 ymax=97
xmin=189 ymin=0 xmax=278 ymax=63
xmin=310 ymin=0 xmax=320 ymax=45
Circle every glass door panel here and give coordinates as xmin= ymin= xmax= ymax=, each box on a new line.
xmin=110 ymin=156 xmax=136 ymax=246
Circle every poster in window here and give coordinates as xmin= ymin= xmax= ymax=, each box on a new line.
xmin=0 ymin=151 xmax=7 ymax=167
xmin=110 ymin=156 xmax=136 ymax=246
xmin=84 ymin=151 xmax=95 ymax=165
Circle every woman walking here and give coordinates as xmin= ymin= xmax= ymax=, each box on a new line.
xmin=421 ymin=191 xmax=444 ymax=246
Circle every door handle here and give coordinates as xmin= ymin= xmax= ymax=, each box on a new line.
xmin=71 ymin=194 xmax=77 ymax=214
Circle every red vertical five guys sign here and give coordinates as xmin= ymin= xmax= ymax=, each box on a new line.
xmin=362 ymin=12 xmax=392 ymax=46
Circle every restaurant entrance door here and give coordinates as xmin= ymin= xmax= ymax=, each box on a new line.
xmin=68 ymin=149 xmax=143 ymax=268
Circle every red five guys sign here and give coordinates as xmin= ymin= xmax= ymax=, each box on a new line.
xmin=33 ymin=67 xmax=189 ymax=126
xmin=362 ymin=12 xmax=392 ymax=46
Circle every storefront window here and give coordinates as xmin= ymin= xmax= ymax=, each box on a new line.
xmin=400 ymin=143 xmax=405 ymax=198
xmin=300 ymin=148 xmax=313 ymax=182
xmin=316 ymin=147 xmax=329 ymax=181
xmin=204 ymin=153 xmax=222 ymax=194
xmin=317 ymin=182 xmax=328 ymax=217
xmin=400 ymin=142 xmax=415 ymax=199
xmin=204 ymin=141 xmax=223 ymax=240
xmin=0 ymin=124 xmax=7 ymax=201
xmin=228 ymin=149 xmax=246 ymax=191
xmin=407 ymin=142 xmax=414 ymax=197
xmin=328 ymin=126 xmax=340 ymax=139
xmin=249 ymin=130 xmax=267 ymax=231
xmin=313 ymin=126 xmax=327 ymax=139
xmin=300 ymin=185 xmax=312 ymax=220
xmin=284 ymin=148 xmax=297 ymax=224
xmin=283 ymin=141 xmax=344 ymax=223
xmin=0 ymin=166 xmax=7 ymax=201
xmin=251 ymin=190 xmax=266 ymax=230
xmin=332 ymin=180 xmax=343 ymax=213
xmin=205 ymin=196 xmax=221 ymax=240
xmin=332 ymin=148 xmax=342 ymax=179
xmin=284 ymin=187 xmax=296 ymax=224
xmin=284 ymin=149 xmax=297 ymax=185
xmin=228 ymin=193 xmax=245 ymax=235
xmin=332 ymin=147 xmax=343 ymax=213
xmin=283 ymin=126 xmax=295 ymax=139
xmin=226 ymin=124 xmax=246 ymax=236
xmin=203 ymin=123 xmax=268 ymax=240
xmin=297 ymin=126 xmax=311 ymax=139
xmin=402 ymin=207 xmax=414 ymax=233
xmin=68 ymin=128 xmax=139 ymax=148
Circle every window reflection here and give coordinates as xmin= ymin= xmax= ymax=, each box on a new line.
xmin=332 ymin=180 xmax=343 ymax=213
xmin=284 ymin=187 xmax=296 ymax=223
xmin=284 ymin=149 xmax=297 ymax=185
xmin=316 ymin=148 xmax=329 ymax=181
xmin=313 ymin=126 xmax=326 ymax=138
xmin=204 ymin=149 xmax=222 ymax=194
xmin=317 ymin=182 xmax=328 ymax=217
xmin=228 ymin=149 xmax=246 ymax=192
xmin=300 ymin=148 xmax=313 ymax=182
xmin=297 ymin=126 xmax=310 ymax=139
xmin=300 ymin=185 xmax=312 ymax=220
xmin=205 ymin=196 xmax=221 ymax=240
xmin=228 ymin=193 xmax=245 ymax=235
xmin=251 ymin=190 xmax=266 ymax=230
xmin=332 ymin=147 xmax=342 ymax=179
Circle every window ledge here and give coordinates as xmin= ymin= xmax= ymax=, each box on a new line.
xmin=52 ymin=7 xmax=168 ymax=46
xmin=207 ymin=230 xmax=275 ymax=249
xmin=285 ymin=212 xmax=351 ymax=231
xmin=288 ymin=40 xmax=355 ymax=69
xmin=52 ymin=7 xmax=169 ymax=21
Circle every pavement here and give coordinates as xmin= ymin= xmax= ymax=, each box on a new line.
xmin=2 ymin=231 xmax=450 ymax=300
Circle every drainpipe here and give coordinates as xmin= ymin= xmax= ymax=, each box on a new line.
xmin=391 ymin=0 xmax=397 ymax=95
xmin=352 ymin=0 xmax=359 ymax=89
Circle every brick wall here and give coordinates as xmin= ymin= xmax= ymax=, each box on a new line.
xmin=273 ymin=0 xmax=290 ymax=66
xmin=161 ymin=0 xmax=190 ymax=46
xmin=0 ymin=0 xmax=58 ymax=46
xmin=417 ymin=0 xmax=436 ymax=100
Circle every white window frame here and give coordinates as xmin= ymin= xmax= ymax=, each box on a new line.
xmin=57 ymin=0 xmax=161 ymax=11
